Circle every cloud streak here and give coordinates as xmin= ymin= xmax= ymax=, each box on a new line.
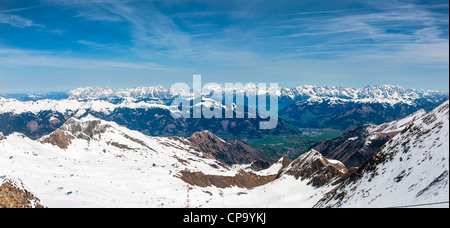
xmin=0 ymin=47 xmax=178 ymax=72
xmin=280 ymin=8 xmax=366 ymax=16
xmin=0 ymin=13 xmax=44 ymax=28
xmin=273 ymin=2 xmax=449 ymax=64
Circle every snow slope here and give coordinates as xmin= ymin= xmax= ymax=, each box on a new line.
xmin=371 ymin=109 xmax=427 ymax=134
xmin=0 ymin=116 xmax=248 ymax=207
xmin=0 ymin=116 xmax=339 ymax=208
xmin=315 ymin=101 xmax=449 ymax=208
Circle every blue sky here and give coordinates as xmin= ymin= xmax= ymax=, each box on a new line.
xmin=0 ymin=0 xmax=448 ymax=93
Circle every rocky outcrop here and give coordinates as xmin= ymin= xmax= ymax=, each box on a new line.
xmin=0 ymin=178 xmax=45 ymax=208
xmin=179 ymin=155 xmax=293 ymax=189
xmin=178 ymin=170 xmax=278 ymax=189
xmin=0 ymin=132 xmax=5 ymax=140
xmin=179 ymin=149 xmax=346 ymax=189
xmin=281 ymin=150 xmax=347 ymax=187
xmin=57 ymin=117 xmax=110 ymax=140
xmin=40 ymin=129 xmax=75 ymax=149
xmin=179 ymin=131 xmax=270 ymax=166
xmin=250 ymin=160 xmax=272 ymax=171
xmin=39 ymin=117 xmax=110 ymax=149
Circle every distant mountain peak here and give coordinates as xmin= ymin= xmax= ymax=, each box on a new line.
xmin=63 ymin=84 xmax=448 ymax=104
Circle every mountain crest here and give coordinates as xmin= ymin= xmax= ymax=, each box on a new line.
xmin=281 ymin=149 xmax=347 ymax=187
xmin=315 ymin=101 xmax=449 ymax=208
xmin=39 ymin=116 xmax=113 ymax=149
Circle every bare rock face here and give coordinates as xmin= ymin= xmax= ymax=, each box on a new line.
xmin=282 ymin=150 xmax=348 ymax=187
xmin=178 ymin=170 xmax=278 ymax=189
xmin=40 ymin=129 xmax=75 ymax=149
xmin=179 ymin=156 xmax=293 ymax=189
xmin=0 ymin=132 xmax=5 ymax=141
xmin=0 ymin=179 xmax=45 ymax=208
xmin=185 ymin=131 xmax=270 ymax=166
xmin=39 ymin=117 xmax=110 ymax=149
xmin=250 ymin=160 xmax=272 ymax=171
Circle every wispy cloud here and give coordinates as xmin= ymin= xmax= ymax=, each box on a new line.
xmin=280 ymin=8 xmax=366 ymax=16
xmin=80 ymin=1 xmax=262 ymax=67
xmin=73 ymin=7 xmax=124 ymax=22
xmin=273 ymin=1 xmax=449 ymax=64
xmin=0 ymin=13 xmax=44 ymax=28
xmin=0 ymin=47 xmax=178 ymax=72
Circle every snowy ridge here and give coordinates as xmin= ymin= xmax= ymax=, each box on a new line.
xmin=38 ymin=115 xmax=235 ymax=176
xmin=1 ymin=84 xmax=447 ymax=115
xmin=363 ymin=108 xmax=428 ymax=142
xmin=65 ymin=84 xmax=448 ymax=104
xmin=0 ymin=97 xmax=170 ymax=115
xmin=68 ymin=86 xmax=172 ymax=100
xmin=315 ymin=101 xmax=449 ymax=208
xmin=279 ymin=149 xmax=348 ymax=187
xmin=374 ymin=109 xmax=427 ymax=134
xmin=291 ymin=85 xmax=447 ymax=105
xmin=291 ymin=85 xmax=446 ymax=101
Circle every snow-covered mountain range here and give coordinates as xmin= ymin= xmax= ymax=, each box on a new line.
xmin=1 ymin=84 xmax=449 ymax=208
xmin=3 ymin=84 xmax=447 ymax=105
xmin=1 ymin=101 xmax=448 ymax=208
xmin=1 ymin=84 xmax=447 ymax=139
xmin=0 ymin=97 xmax=170 ymax=116
xmin=0 ymin=95 xmax=300 ymax=141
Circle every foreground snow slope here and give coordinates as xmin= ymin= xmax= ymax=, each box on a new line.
xmin=0 ymin=115 xmax=336 ymax=208
xmin=0 ymin=116 xmax=249 ymax=207
xmin=315 ymin=101 xmax=449 ymax=208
